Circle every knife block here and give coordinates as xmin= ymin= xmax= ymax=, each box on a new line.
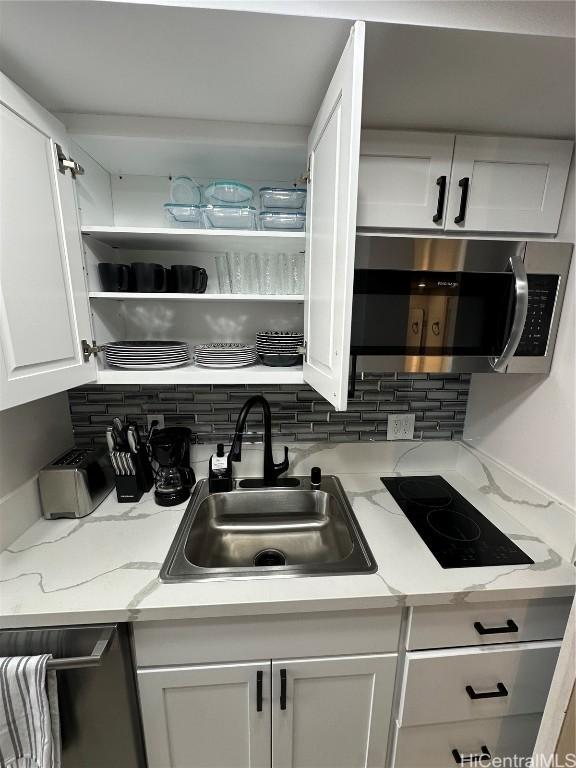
xmin=114 ymin=448 xmax=154 ymax=503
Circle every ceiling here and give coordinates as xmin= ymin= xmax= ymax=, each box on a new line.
xmin=0 ymin=1 xmax=350 ymax=125
xmin=363 ymin=22 xmax=576 ymax=138
xmin=0 ymin=1 xmax=574 ymax=140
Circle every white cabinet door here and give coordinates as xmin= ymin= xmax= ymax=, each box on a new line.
xmin=357 ymin=131 xmax=455 ymax=230
xmin=0 ymin=73 xmax=96 ymax=411
xmin=445 ymin=134 xmax=573 ymax=234
xmin=272 ymin=654 xmax=396 ymax=768
xmin=303 ymin=21 xmax=364 ymax=411
xmin=137 ymin=662 xmax=271 ymax=768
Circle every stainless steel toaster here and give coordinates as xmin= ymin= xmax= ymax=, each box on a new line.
xmin=39 ymin=446 xmax=114 ymax=519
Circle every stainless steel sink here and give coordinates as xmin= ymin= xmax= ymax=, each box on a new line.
xmin=160 ymin=476 xmax=376 ymax=581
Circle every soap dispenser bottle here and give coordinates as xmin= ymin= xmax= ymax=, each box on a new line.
xmin=209 ymin=443 xmax=233 ymax=493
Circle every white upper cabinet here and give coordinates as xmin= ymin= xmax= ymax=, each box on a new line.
xmin=357 ymin=131 xmax=455 ymax=229
xmin=303 ymin=21 xmax=365 ymax=411
xmin=445 ymin=135 xmax=574 ymax=234
xmin=358 ymin=130 xmax=573 ymax=235
xmin=0 ymin=73 xmax=96 ymax=411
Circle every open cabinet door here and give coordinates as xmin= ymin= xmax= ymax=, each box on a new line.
xmin=0 ymin=73 xmax=96 ymax=411
xmin=303 ymin=21 xmax=365 ymax=411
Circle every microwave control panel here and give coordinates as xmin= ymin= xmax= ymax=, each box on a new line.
xmin=515 ymin=274 xmax=560 ymax=356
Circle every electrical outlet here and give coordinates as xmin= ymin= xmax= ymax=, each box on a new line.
xmin=146 ymin=414 xmax=165 ymax=431
xmin=387 ymin=413 xmax=415 ymax=441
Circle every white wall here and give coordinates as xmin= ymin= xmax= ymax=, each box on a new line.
xmin=464 ymin=257 xmax=576 ymax=510
xmin=0 ymin=393 xmax=73 ymax=549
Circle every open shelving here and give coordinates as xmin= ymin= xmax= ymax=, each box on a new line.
xmin=96 ymin=363 xmax=305 ymax=385
xmin=88 ymin=292 xmax=304 ymax=302
xmin=81 ymin=226 xmax=306 ymax=252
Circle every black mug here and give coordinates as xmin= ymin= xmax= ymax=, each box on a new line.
xmin=131 ymin=262 xmax=167 ymax=292
xmin=98 ymin=262 xmax=133 ymax=292
xmin=170 ymin=265 xmax=208 ymax=293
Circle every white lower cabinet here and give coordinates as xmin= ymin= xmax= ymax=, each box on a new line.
xmin=393 ymin=714 xmax=542 ymax=768
xmin=137 ymin=662 xmax=271 ymax=768
xmin=137 ymin=654 xmax=397 ymax=768
xmin=272 ymin=655 xmax=396 ymax=768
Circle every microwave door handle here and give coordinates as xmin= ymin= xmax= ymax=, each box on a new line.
xmin=490 ymin=244 xmax=529 ymax=372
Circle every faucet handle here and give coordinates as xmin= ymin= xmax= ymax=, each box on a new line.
xmin=274 ymin=446 xmax=289 ymax=477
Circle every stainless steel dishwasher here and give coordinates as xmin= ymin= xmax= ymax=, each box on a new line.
xmin=0 ymin=623 xmax=146 ymax=767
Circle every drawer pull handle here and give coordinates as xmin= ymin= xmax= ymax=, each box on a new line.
xmin=432 ymin=175 xmax=447 ymax=223
xmin=474 ymin=619 xmax=518 ymax=635
xmin=256 ymin=670 xmax=263 ymax=712
xmin=466 ymin=682 xmax=508 ymax=700
xmin=280 ymin=668 xmax=287 ymax=710
xmin=452 ymin=746 xmax=491 ymax=764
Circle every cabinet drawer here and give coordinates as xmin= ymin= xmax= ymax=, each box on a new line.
xmin=393 ymin=714 xmax=541 ymax=768
xmin=407 ymin=597 xmax=571 ymax=650
xmin=134 ymin=609 xmax=402 ymax=667
xmin=399 ymin=641 xmax=560 ymax=727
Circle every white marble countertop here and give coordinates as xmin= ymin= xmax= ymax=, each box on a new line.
xmin=0 ymin=442 xmax=574 ymax=628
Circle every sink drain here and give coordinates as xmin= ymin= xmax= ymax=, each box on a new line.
xmin=253 ymin=549 xmax=287 ymax=567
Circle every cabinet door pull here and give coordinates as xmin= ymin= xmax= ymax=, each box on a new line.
xmin=474 ymin=619 xmax=518 ymax=635
xmin=432 ymin=175 xmax=447 ymax=223
xmin=454 ymin=177 xmax=470 ymax=224
xmin=452 ymin=746 xmax=491 ymax=764
xmin=280 ymin=668 xmax=287 ymax=710
xmin=466 ymin=682 xmax=508 ymax=700
xmin=256 ymin=670 xmax=263 ymax=712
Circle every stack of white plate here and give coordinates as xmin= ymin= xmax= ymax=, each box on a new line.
xmin=105 ymin=341 xmax=190 ymax=369
xmin=256 ymin=330 xmax=304 ymax=367
xmin=194 ymin=343 xmax=258 ymax=368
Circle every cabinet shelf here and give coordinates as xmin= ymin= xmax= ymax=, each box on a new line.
xmin=81 ymin=226 xmax=306 ymax=252
xmin=89 ymin=292 xmax=304 ymax=302
xmin=96 ymin=363 xmax=304 ymax=385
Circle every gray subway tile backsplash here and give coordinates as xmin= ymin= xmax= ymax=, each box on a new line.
xmin=67 ymin=373 xmax=469 ymax=447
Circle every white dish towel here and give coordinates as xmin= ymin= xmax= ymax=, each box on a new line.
xmin=0 ymin=654 xmax=61 ymax=768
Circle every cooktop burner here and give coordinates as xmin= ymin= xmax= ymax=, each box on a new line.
xmin=381 ymin=475 xmax=534 ymax=569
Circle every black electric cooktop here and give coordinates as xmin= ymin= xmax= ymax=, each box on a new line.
xmin=381 ymin=475 xmax=534 ymax=569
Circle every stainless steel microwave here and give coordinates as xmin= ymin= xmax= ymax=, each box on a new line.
xmin=351 ymin=237 xmax=572 ymax=374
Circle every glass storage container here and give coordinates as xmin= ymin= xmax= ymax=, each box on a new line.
xmin=259 ymin=187 xmax=307 ymax=210
xmin=204 ymin=180 xmax=254 ymax=205
xmin=203 ymin=205 xmax=257 ymax=230
xmin=164 ymin=203 xmax=205 ymax=227
xmin=259 ymin=211 xmax=306 ymax=231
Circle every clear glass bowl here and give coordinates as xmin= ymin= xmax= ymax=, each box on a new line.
xmin=164 ymin=203 xmax=205 ymax=226
xmin=203 ymin=205 xmax=257 ymax=230
xmin=204 ymin=181 xmax=254 ymax=205
xmin=259 ymin=211 xmax=306 ymax=231
xmin=259 ymin=187 xmax=307 ymax=210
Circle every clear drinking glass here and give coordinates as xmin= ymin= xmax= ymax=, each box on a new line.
xmin=226 ymin=251 xmax=245 ymax=293
xmin=245 ymin=252 xmax=260 ymax=294
xmin=215 ymin=253 xmax=232 ymax=293
xmin=294 ymin=253 xmax=305 ymax=294
xmin=283 ymin=253 xmax=303 ymax=294
xmin=256 ymin=252 xmax=278 ymax=295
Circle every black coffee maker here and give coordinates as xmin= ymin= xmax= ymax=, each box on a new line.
xmin=149 ymin=427 xmax=195 ymax=506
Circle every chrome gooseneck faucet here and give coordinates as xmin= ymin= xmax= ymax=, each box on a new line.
xmin=229 ymin=395 xmax=289 ymax=485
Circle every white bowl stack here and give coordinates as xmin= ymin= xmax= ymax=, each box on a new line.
xmin=105 ymin=341 xmax=190 ymax=369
